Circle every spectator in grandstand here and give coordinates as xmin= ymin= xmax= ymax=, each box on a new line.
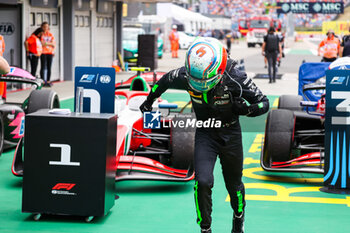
xmin=40 ymin=22 xmax=56 ymax=87
xmin=318 ymin=29 xmax=340 ymax=62
xmin=169 ymin=25 xmax=179 ymax=58
xmin=340 ymin=28 xmax=350 ymax=57
xmin=262 ymin=26 xmax=282 ymax=83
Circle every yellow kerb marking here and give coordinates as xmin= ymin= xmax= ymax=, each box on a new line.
xmin=243 ymin=167 xmax=323 ymax=183
xmin=248 ymin=134 xmax=264 ymax=153
xmin=172 ymin=101 xmax=191 ymax=108
xmin=273 ymin=98 xmax=279 ymax=108
xmin=226 ymin=183 xmax=350 ymax=207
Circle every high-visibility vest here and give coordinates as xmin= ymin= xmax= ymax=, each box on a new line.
xmin=0 ymin=35 xmax=5 ymax=56
xmin=41 ymin=31 xmax=55 ymax=55
xmin=319 ymin=36 xmax=340 ymax=59
xmin=26 ymin=34 xmax=42 ymax=56
xmin=169 ymin=31 xmax=179 ymax=42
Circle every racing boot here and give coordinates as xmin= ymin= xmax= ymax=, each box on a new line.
xmin=232 ymin=212 xmax=244 ymax=233
xmin=201 ymin=228 xmax=212 ymax=233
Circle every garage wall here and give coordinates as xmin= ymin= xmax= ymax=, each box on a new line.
xmin=26 ymin=7 xmax=60 ymax=80
xmin=74 ymin=11 xmax=91 ymax=67
xmin=94 ymin=13 xmax=114 ymax=67
xmin=16 ymin=0 xmax=119 ymax=81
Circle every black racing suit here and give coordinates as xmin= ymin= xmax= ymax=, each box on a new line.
xmin=143 ymin=59 xmax=269 ymax=229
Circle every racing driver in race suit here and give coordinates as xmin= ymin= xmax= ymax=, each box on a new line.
xmin=140 ymin=37 xmax=269 ymax=233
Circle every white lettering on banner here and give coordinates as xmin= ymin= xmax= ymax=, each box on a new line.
xmin=331 ymin=91 xmax=350 ymax=125
xmin=49 ymin=144 xmax=80 ymax=166
xmin=290 ymin=3 xmax=309 ymax=11
xmin=84 ymin=89 xmax=101 ymax=113
xmin=322 ymin=3 xmax=341 ymax=11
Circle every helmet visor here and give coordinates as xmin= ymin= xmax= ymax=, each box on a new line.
xmin=187 ymin=73 xmax=221 ymax=92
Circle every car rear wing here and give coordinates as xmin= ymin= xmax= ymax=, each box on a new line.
xmin=0 ymin=75 xmax=42 ymax=88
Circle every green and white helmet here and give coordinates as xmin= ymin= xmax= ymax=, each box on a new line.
xmin=185 ymin=37 xmax=228 ymax=92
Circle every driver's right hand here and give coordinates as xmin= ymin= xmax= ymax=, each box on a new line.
xmin=139 ymin=100 xmax=153 ymax=113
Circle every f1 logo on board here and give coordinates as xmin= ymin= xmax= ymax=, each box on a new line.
xmin=52 ymin=183 xmax=77 ymax=195
xmin=49 ymin=144 xmax=80 ymax=166
xmin=80 ymin=74 xmax=96 ymax=83
xmin=143 ymin=110 xmax=161 ymax=129
xmin=52 ymin=183 xmax=76 ymax=191
xmin=330 ymin=76 xmax=346 ymax=85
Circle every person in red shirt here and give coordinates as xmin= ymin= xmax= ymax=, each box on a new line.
xmin=169 ymin=25 xmax=179 ymax=58
xmin=0 ymin=35 xmax=7 ymax=99
xmin=40 ymin=22 xmax=56 ymax=87
xmin=318 ymin=29 xmax=340 ymax=62
xmin=0 ymin=35 xmax=5 ymax=57
xmin=25 ymin=28 xmax=44 ymax=77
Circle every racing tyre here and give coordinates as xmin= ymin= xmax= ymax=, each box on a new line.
xmin=278 ymin=95 xmax=303 ymax=111
xmin=171 ymin=115 xmax=195 ymax=169
xmin=247 ymin=43 xmax=252 ymax=48
xmin=263 ymin=109 xmax=294 ymax=164
xmin=27 ymin=90 xmax=60 ymax=114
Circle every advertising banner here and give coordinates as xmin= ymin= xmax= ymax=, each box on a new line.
xmin=74 ymin=67 xmax=115 ymax=114
xmin=277 ymin=1 xmax=344 ymax=14
xmin=322 ymin=21 xmax=350 ymax=35
xmin=324 ymin=70 xmax=350 ymax=189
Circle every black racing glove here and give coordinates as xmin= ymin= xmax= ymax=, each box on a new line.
xmin=139 ymin=100 xmax=153 ymax=113
xmin=246 ymin=103 xmax=260 ymax=117
xmin=232 ymin=98 xmax=250 ymax=115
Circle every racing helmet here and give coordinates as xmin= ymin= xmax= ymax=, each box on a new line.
xmin=185 ymin=37 xmax=227 ymax=92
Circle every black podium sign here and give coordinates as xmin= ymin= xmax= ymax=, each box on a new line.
xmin=22 ymin=110 xmax=117 ymax=217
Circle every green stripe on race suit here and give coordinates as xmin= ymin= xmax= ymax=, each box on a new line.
xmin=152 ymin=84 xmax=159 ymax=93
xmin=194 ymin=181 xmax=202 ymax=225
xmin=237 ymin=191 xmax=243 ymax=214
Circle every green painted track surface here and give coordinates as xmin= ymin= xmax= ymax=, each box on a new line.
xmin=1 ymin=95 xmax=350 ymax=233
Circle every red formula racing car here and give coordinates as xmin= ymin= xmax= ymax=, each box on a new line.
xmin=13 ymin=68 xmax=195 ymax=182
xmin=261 ymin=59 xmax=350 ymax=174
xmin=114 ymin=68 xmax=194 ymax=181
xmin=114 ymin=90 xmax=195 ymax=181
xmin=261 ymin=92 xmax=325 ymax=174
